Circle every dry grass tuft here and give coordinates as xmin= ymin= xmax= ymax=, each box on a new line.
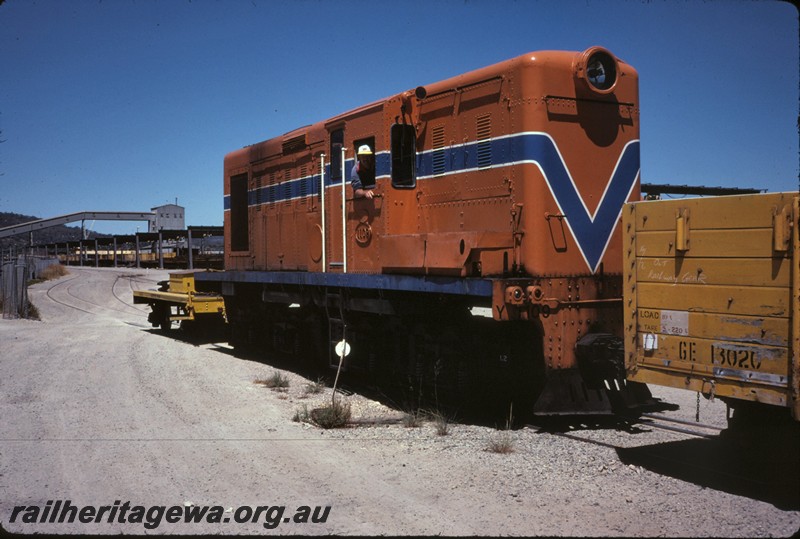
xmin=486 ymin=405 xmax=515 ymax=453
xmin=402 ymin=409 xmax=425 ymax=428
xmin=25 ymin=301 xmax=41 ymax=321
xmin=429 ymin=410 xmax=452 ymax=436
xmin=254 ymin=371 xmax=290 ymax=390
xmin=40 ymin=264 xmax=69 ymax=280
xmin=486 ymin=430 xmax=515 ymax=454
xmin=302 ymin=378 xmax=326 ymax=397
xmin=310 ymin=398 xmax=352 ymax=429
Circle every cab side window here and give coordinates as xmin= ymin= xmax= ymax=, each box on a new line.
xmin=391 ymin=124 xmax=416 ymax=188
xmin=353 ymin=136 xmax=376 ymax=189
xmin=229 ymin=172 xmax=249 ymax=252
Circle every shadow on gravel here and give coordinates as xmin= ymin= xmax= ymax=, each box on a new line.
xmin=143 ymin=322 xmax=229 ymax=346
xmin=528 ymin=409 xmax=800 ymax=511
xmin=196 ymin=341 xmax=531 ymax=428
xmin=146 ymin=326 xmax=690 ymax=430
xmin=616 ymin=428 xmax=800 ymax=511
xmin=526 ymin=396 xmax=681 ymax=435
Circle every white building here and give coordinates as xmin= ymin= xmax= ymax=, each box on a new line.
xmin=149 ymin=203 xmax=185 ymax=232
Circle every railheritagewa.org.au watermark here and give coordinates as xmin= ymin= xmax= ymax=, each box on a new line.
xmin=8 ymin=500 xmax=331 ymax=530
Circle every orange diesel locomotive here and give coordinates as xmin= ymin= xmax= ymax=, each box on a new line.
xmin=197 ymin=47 xmax=646 ymax=414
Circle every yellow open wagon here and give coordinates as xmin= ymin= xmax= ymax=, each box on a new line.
xmin=623 ymin=192 xmax=799 ymax=422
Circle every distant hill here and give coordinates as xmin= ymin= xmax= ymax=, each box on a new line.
xmin=0 ymin=212 xmax=108 ymax=250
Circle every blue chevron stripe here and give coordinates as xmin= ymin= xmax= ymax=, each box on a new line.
xmin=223 ymin=132 xmax=640 ymax=273
xmin=524 ymin=135 xmax=640 ymax=272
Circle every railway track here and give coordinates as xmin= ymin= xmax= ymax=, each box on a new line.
xmin=44 ymin=274 xmax=95 ymax=315
xmin=637 ymin=413 xmax=724 ymax=439
xmin=41 ymin=269 xmax=153 ymax=318
xmin=112 ymin=274 xmax=150 ymax=314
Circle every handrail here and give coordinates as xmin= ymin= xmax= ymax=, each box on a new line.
xmin=319 ymin=153 xmax=327 ymax=273
xmin=341 ymin=146 xmax=348 ymax=273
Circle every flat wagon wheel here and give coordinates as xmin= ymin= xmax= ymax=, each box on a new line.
xmin=148 ymin=303 xmax=173 ymax=332
xmin=159 ymin=304 xmax=175 ymax=332
xmin=160 ymin=317 xmax=173 ymax=332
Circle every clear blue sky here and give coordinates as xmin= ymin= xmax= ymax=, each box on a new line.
xmin=1 ymin=0 xmax=797 ymax=234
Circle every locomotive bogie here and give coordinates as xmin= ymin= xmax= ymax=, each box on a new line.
xmin=206 ymin=262 xmax=541 ymax=409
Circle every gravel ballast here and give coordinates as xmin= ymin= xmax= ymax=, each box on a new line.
xmin=1 ymin=266 xmax=798 ymax=536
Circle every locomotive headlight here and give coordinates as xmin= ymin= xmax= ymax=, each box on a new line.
xmin=575 ymin=47 xmax=619 ymax=94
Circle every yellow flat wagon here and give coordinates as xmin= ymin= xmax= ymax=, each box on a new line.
xmin=133 ymin=270 xmax=226 ymax=331
xmin=623 ymin=192 xmax=799 ymax=421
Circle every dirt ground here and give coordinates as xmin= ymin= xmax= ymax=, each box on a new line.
xmin=1 ymin=266 xmax=798 ymax=536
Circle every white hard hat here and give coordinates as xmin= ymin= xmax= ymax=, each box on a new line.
xmin=357 ymin=144 xmax=373 ymax=156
